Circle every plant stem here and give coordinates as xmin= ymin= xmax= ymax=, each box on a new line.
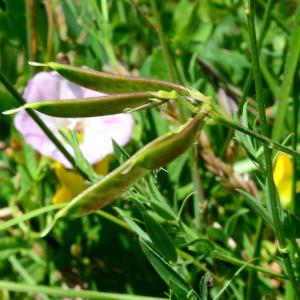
xmin=218 ymin=116 xmax=300 ymax=159
xmin=246 ymin=218 xmax=263 ymax=300
xmin=0 ymin=280 xmax=167 ymax=300
xmin=96 ymin=210 xmax=132 ymax=231
xmin=149 ymin=0 xmax=179 ymax=83
xmin=247 ymin=0 xmax=285 ymax=247
xmin=292 ymin=71 xmax=299 ymax=214
xmin=150 ymin=0 xmax=204 ymax=230
xmin=0 ymin=203 xmax=65 ymax=232
xmin=247 ymin=0 xmax=299 ymax=294
xmin=271 ymin=1 xmax=300 ymax=142
xmin=257 ymin=0 xmax=290 ymax=35
xmin=0 ymin=71 xmax=90 ymax=180
xmin=290 ymin=72 xmax=300 ymax=282
xmin=282 ymin=252 xmax=299 ymax=296
xmin=239 ymin=0 xmax=272 ymax=115
xmin=211 ymin=251 xmax=286 ymax=280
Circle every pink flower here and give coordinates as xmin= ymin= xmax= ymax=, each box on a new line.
xmin=15 ymin=71 xmax=134 ymax=168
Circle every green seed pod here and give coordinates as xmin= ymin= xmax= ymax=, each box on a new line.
xmin=8 ymin=92 xmax=162 ymax=118
xmin=44 ymin=62 xmax=189 ymax=95
xmin=46 ymin=113 xmax=203 ymax=230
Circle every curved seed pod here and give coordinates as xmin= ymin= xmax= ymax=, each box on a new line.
xmin=43 ymin=113 xmax=203 ymax=234
xmin=7 ymin=92 xmax=162 ymax=118
xmin=43 ymin=62 xmax=189 ymax=95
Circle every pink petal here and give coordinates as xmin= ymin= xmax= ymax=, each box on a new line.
xmin=24 ymin=72 xmax=61 ymax=102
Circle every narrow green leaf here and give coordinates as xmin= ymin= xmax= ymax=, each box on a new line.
xmin=114 ymin=207 xmax=150 ymax=241
xmin=185 ymin=238 xmax=215 ymax=256
xmin=224 ymin=208 xmax=249 ymax=238
xmin=237 ymin=189 xmax=274 ymax=229
xmin=139 ymin=238 xmax=191 ymax=298
xmin=112 ymin=139 xmax=131 ymax=163
xmin=147 ymin=176 xmax=177 ymax=220
xmin=142 ymin=211 xmax=177 ymax=262
xmin=213 ymin=260 xmax=253 ymax=300
xmin=150 ymin=201 xmax=177 ymax=221
xmin=169 ymin=280 xmax=200 ymax=300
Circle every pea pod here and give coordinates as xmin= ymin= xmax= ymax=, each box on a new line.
xmin=38 ymin=62 xmax=189 ymax=95
xmin=42 ymin=113 xmax=203 ymax=236
xmin=7 ymin=92 xmax=163 ymax=118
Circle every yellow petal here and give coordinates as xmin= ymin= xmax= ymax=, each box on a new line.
xmin=54 ymin=162 xmax=87 ymax=196
xmin=52 ymin=158 xmax=110 ymax=205
xmin=273 ymin=154 xmax=293 ymax=209
xmin=52 ymin=186 xmax=73 ymax=204
xmin=273 ymin=154 xmax=292 ymax=186
xmin=93 ymin=155 xmax=110 ymax=175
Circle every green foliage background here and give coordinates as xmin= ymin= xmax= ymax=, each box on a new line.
xmin=0 ymin=0 xmax=300 ymax=299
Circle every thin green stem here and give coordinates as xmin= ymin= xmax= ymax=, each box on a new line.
xmin=218 ymin=117 xmax=300 ymax=159
xmin=260 ymin=57 xmax=278 ymax=96
xmin=290 ymin=71 xmax=300 ymax=280
xmin=292 ymin=72 xmax=299 ymax=214
xmin=0 ymin=280 xmax=166 ymax=300
xmin=246 ymin=219 xmax=263 ymax=300
xmin=149 ymin=0 xmax=179 ymax=83
xmin=282 ymin=252 xmax=300 ymax=298
xmin=239 ymin=0 xmax=272 ymax=115
xmin=9 ymin=256 xmax=36 ymax=286
xmin=149 ymin=0 xmax=204 ymax=231
xmin=257 ymin=0 xmax=290 ymax=35
xmin=96 ymin=210 xmax=132 ymax=231
xmin=177 ymin=249 xmax=220 ymax=281
xmin=247 ymin=0 xmax=285 ymax=248
xmin=0 ymin=203 xmax=65 ymax=232
xmin=247 ymin=0 xmax=299 ymax=294
xmin=0 ymin=71 xmax=90 ymax=180
xmin=211 ymin=251 xmax=286 ymax=280
xmin=9 ymin=256 xmax=50 ymax=300
xmin=189 ymin=144 xmax=204 ymax=229
xmin=272 ymin=2 xmax=300 ymax=142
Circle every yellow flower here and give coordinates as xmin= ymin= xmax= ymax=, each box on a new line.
xmin=52 ymin=163 xmax=87 ymax=204
xmin=52 ymin=156 xmax=110 ymax=204
xmin=273 ymin=153 xmax=299 ymax=209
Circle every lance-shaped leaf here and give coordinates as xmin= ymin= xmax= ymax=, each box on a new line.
xmin=42 ymin=113 xmax=203 ymax=235
xmin=139 ymin=238 xmax=194 ymax=299
xmin=5 ymin=92 xmax=165 ymax=117
xmin=33 ymin=62 xmax=189 ymax=95
xmin=142 ymin=211 xmax=177 ymax=262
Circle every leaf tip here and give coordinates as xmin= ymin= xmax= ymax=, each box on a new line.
xmin=28 ymin=61 xmax=48 ymax=67
xmin=2 ymin=107 xmax=24 ymax=115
